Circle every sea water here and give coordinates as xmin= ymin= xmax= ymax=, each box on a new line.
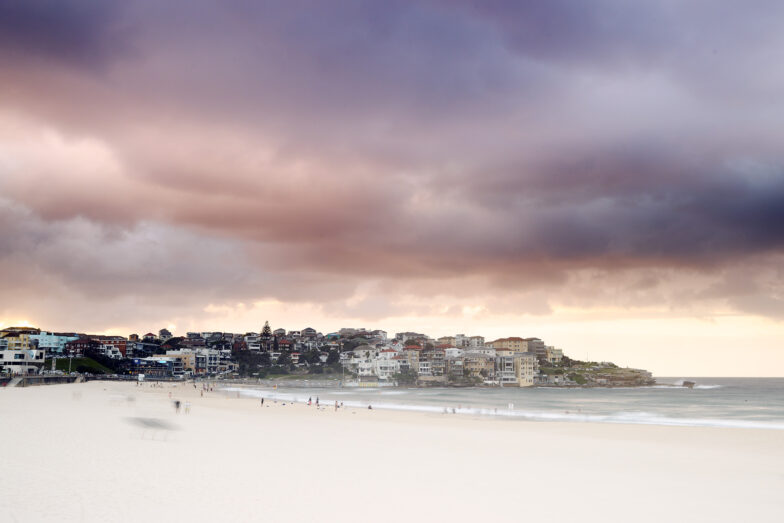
xmin=223 ymin=378 xmax=784 ymax=430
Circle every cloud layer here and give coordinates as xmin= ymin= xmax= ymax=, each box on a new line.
xmin=1 ymin=1 xmax=784 ymax=348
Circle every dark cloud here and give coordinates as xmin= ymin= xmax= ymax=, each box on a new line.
xmin=0 ymin=0 xmax=132 ymax=68
xmin=1 ymin=1 xmax=783 ymax=323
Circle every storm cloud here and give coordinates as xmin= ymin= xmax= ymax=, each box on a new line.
xmin=1 ymin=0 xmax=784 ymax=333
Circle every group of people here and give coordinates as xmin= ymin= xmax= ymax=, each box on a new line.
xmin=172 ymin=399 xmax=191 ymax=414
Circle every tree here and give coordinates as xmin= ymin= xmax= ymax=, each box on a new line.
xmin=304 ymin=349 xmax=321 ymax=364
xmin=326 ymin=349 xmax=340 ymax=365
xmin=261 ymin=321 xmax=272 ymax=339
xmin=393 ymin=369 xmax=417 ymax=385
xmin=277 ymin=352 xmax=291 ymax=366
xmin=259 ymin=352 xmax=271 ymax=367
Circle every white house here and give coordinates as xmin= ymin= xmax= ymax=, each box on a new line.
xmin=1 ymin=349 xmax=46 ymax=374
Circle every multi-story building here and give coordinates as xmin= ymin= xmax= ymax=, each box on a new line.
xmin=445 ymin=356 xmax=464 ymax=378
xmin=463 ymin=352 xmax=495 ymax=379
xmin=194 ymin=348 xmax=221 ymax=375
xmin=244 ymin=333 xmax=261 ymax=351
xmin=65 ymin=337 xmax=101 ymax=356
xmin=468 ymin=336 xmax=485 ymax=349
xmin=165 ymin=350 xmax=197 ymax=374
xmin=28 ymin=332 xmax=80 ymax=356
xmin=496 ymin=356 xmax=517 ymax=386
xmin=0 ymin=328 xmax=40 ymax=351
xmin=421 ymin=346 xmax=446 ymax=376
xmin=489 ymin=337 xmax=526 ymax=352
xmin=443 ymin=346 xmax=463 ymax=358
xmin=403 ymin=346 xmax=422 ymax=373
xmin=524 ymin=338 xmax=547 ymax=360
xmin=438 ymin=336 xmax=456 ymax=346
xmin=1 ymin=348 xmax=46 ymax=374
xmin=92 ymin=336 xmax=128 ymax=357
xmin=374 ymin=357 xmax=400 ymax=381
xmin=514 ymin=352 xmax=537 ymax=387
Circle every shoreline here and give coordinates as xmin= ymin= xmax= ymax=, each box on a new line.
xmin=3 ymin=381 xmax=783 ymax=522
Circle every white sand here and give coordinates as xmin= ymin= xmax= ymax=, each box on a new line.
xmin=1 ymin=381 xmax=782 ymax=522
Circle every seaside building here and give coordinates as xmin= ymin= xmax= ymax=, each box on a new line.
xmin=468 ymin=336 xmax=485 ymax=349
xmin=1 ymin=329 xmax=46 ymax=374
xmin=496 ymin=356 xmax=517 ymax=386
xmin=91 ymin=336 xmax=128 ymax=357
xmin=165 ymin=350 xmax=197 ymax=374
xmin=374 ymin=357 xmax=400 ymax=380
xmin=488 ymin=337 xmax=526 ymax=352
xmin=1 ymin=347 xmax=46 ymax=374
xmin=28 ymin=332 xmax=80 ymax=356
xmin=463 ymin=352 xmax=495 ymax=380
xmin=395 ymin=332 xmax=427 ymax=344
xmin=438 ymin=336 xmax=456 ymax=346
xmin=524 ymin=338 xmax=547 ymax=360
xmin=513 ymin=352 xmax=537 ymax=387
xmin=245 ymin=335 xmax=261 ymax=351
xmin=443 ymin=346 xmax=464 ymax=358
xmin=0 ymin=328 xmax=40 ymax=351
xmin=421 ymin=346 xmax=446 ymax=376
xmin=445 ymin=356 xmax=464 ymax=378
xmin=65 ymin=337 xmax=101 ymax=357
xmin=403 ymin=346 xmax=423 ymax=373
xmin=545 ymin=346 xmax=563 ymax=364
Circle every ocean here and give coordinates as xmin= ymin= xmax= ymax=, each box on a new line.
xmin=224 ymin=377 xmax=784 ymax=430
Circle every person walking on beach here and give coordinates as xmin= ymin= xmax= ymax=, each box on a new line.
xmin=335 ymin=400 xmax=338 ymax=411
xmin=185 ymin=401 xmax=191 ymax=414
xmin=308 ymin=397 xmax=312 ymax=406
xmin=174 ymin=400 xmax=181 ymax=413
xmin=261 ymin=397 xmax=264 ymax=406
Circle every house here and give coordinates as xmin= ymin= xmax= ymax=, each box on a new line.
xmin=1 ymin=348 xmax=46 ymax=374
xmin=28 ymin=332 xmax=80 ymax=356
xmin=374 ymin=358 xmax=400 ymax=380
xmin=65 ymin=337 xmax=101 ymax=357
xmin=545 ymin=346 xmax=563 ymax=364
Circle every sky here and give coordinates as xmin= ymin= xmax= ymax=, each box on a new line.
xmin=1 ymin=1 xmax=783 ymax=376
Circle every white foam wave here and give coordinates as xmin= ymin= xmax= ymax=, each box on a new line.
xmin=220 ymin=386 xmax=783 ymax=430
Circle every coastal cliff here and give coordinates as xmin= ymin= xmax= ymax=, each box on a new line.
xmin=539 ymin=361 xmax=655 ymax=387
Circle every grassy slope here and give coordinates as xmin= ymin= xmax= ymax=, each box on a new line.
xmin=45 ymin=358 xmax=113 ymax=374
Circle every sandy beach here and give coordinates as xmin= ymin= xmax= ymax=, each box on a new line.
xmin=1 ymin=381 xmax=782 ymax=522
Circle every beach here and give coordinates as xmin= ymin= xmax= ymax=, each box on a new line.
xmin=1 ymin=381 xmax=782 ymax=522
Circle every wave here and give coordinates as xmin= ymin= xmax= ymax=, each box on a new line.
xmin=220 ymin=387 xmax=783 ymax=430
